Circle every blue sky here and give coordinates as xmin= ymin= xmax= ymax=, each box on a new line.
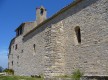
xmin=0 ymin=0 xmax=73 ymax=68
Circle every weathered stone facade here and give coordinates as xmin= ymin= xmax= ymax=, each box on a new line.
xmin=8 ymin=0 xmax=108 ymax=79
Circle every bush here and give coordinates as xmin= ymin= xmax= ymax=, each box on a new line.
xmin=3 ymin=69 xmax=14 ymax=75
xmin=71 ymin=69 xmax=83 ymax=80
xmin=31 ymin=75 xmax=41 ymax=78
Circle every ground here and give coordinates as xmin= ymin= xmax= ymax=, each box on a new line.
xmin=0 ymin=76 xmax=43 ymax=80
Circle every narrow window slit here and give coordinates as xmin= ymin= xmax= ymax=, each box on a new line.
xmin=75 ymin=26 xmax=81 ymax=44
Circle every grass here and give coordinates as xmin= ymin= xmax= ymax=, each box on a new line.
xmin=0 ymin=76 xmax=43 ymax=80
xmin=56 ymin=69 xmax=83 ymax=80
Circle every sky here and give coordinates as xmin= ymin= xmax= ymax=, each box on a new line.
xmin=0 ymin=0 xmax=73 ymax=68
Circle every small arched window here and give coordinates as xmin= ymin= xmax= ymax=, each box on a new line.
xmin=12 ymin=61 xmax=13 ymax=66
xmin=75 ymin=26 xmax=81 ymax=43
xmin=15 ymin=44 xmax=17 ymax=50
xmin=33 ymin=44 xmax=36 ymax=56
xmin=40 ymin=8 xmax=44 ymax=15
xmin=17 ymin=56 xmax=19 ymax=59
xmin=21 ymin=50 xmax=23 ymax=53
xmin=33 ymin=44 xmax=36 ymax=50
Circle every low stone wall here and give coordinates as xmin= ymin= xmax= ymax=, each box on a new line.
xmin=0 ymin=72 xmax=7 ymax=76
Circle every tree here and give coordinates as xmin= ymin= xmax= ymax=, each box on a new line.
xmin=3 ymin=68 xmax=14 ymax=75
xmin=0 ymin=66 xmax=3 ymax=72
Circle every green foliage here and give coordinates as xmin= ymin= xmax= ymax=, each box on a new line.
xmin=62 ymin=75 xmax=68 ymax=78
xmin=3 ymin=69 xmax=14 ymax=75
xmin=31 ymin=74 xmax=44 ymax=79
xmin=56 ymin=69 xmax=83 ymax=80
xmin=31 ymin=75 xmax=41 ymax=78
xmin=39 ymin=74 xmax=44 ymax=79
xmin=71 ymin=69 xmax=83 ymax=80
xmin=58 ymin=74 xmax=69 ymax=78
xmin=0 ymin=66 xmax=3 ymax=72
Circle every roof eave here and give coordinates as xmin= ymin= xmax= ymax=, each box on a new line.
xmin=23 ymin=0 xmax=83 ymax=37
xmin=15 ymin=23 xmax=25 ymax=32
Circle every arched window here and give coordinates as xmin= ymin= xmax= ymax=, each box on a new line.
xmin=21 ymin=50 xmax=23 ymax=53
xmin=75 ymin=26 xmax=81 ymax=43
xmin=33 ymin=44 xmax=36 ymax=56
xmin=17 ymin=56 xmax=19 ymax=59
xmin=12 ymin=61 xmax=13 ymax=66
xmin=15 ymin=44 xmax=17 ymax=50
xmin=40 ymin=8 xmax=44 ymax=15
xmin=33 ymin=44 xmax=36 ymax=50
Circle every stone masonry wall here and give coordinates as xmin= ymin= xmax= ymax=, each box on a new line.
xmin=43 ymin=0 xmax=108 ymax=78
xmin=44 ymin=20 xmax=66 ymax=78
xmin=15 ymin=25 xmax=46 ymax=76
xmin=9 ymin=0 xmax=108 ymax=79
xmin=62 ymin=0 xmax=108 ymax=76
xmin=23 ymin=22 xmax=37 ymax=36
